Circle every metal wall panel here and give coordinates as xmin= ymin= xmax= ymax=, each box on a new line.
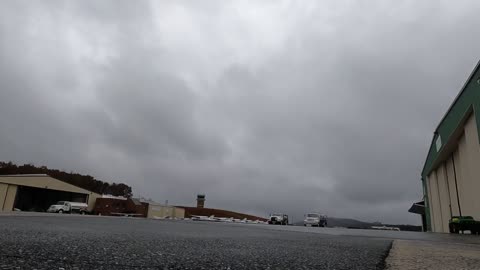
xmin=428 ymin=171 xmax=443 ymax=232
xmin=457 ymin=115 xmax=480 ymax=220
xmin=425 ymin=176 xmax=436 ymax=232
xmin=445 ymin=157 xmax=460 ymax=217
xmin=0 ymin=183 xmax=8 ymax=210
xmin=436 ymin=165 xmax=451 ymax=232
xmin=427 ymin=114 xmax=480 ymax=232
xmin=3 ymin=185 xmax=17 ymax=211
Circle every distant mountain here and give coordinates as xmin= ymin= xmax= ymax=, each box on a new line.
xmin=326 ymin=217 xmax=379 ymax=229
xmin=292 ymin=217 xmax=376 ymax=229
xmin=293 ymin=217 xmax=422 ymax=231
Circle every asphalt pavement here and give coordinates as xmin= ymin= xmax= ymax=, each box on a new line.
xmin=0 ymin=215 xmax=391 ymax=270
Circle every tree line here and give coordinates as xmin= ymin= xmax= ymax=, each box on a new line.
xmin=0 ymin=161 xmax=132 ymax=197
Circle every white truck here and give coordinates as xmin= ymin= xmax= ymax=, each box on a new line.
xmin=268 ymin=213 xmax=289 ymax=225
xmin=47 ymin=201 xmax=89 ymax=214
xmin=304 ymin=213 xmax=327 ymax=227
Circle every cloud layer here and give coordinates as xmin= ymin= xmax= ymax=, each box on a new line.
xmin=1 ymin=1 xmax=479 ymax=224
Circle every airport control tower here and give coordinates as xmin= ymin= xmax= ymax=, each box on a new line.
xmin=196 ymin=194 xmax=205 ymax=208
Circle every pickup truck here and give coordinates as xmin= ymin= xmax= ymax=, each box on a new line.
xmin=47 ymin=201 xmax=89 ymax=214
xmin=304 ymin=213 xmax=327 ymax=227
xmin=268 ymin=213 xmax=289 ymax=225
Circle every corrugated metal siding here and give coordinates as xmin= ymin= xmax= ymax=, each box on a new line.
xmin=425 ymin=114 xmax=480 ymax=232
xmin=4 ymin=185 xmax=17 ymax=211
xmin=0 ymin=183 xmax=9 ymax=210
xmin=437 ymin=165 xmax=451 ymax=232
xmin=422 ymin=61 xmax=480 ymax=231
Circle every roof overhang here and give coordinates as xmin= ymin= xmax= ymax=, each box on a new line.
xmin=0 ymin=174 xmax=98 ymax=195
xmin=408 ymin=201 xmax=425 ymax=215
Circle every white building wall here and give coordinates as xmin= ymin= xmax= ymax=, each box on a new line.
xmin=436 ymin=165 xmax=451 ymax=232
xmin=425 ymin=176 xmax=436 ymax=232
xmin=428 ymin=171 xmax=444 ymax=232
xmin=455 ymin=115 xmax=480 ymax=220
xmin=428 ymin=114 xmax=480 ymax=232
xmin=445 ymin=157 xmax=460 ymax=217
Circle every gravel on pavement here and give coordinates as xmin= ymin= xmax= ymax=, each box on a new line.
xmin=0 ymin=215 xmax=391 ymax=270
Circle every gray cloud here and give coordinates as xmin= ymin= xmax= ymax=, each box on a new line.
xmin=1 ymin=1 xmax=480 ymax=224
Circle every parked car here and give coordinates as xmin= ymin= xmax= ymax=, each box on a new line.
xmin=304 ymin=213 xmax=327 ymax=227
xmin=47 ymin=201 xmax=89 ymax=214
xmin=268 ymin=213 xmax=289 ymax=225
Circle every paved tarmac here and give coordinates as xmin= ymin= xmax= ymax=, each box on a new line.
xmin=266 ymin=222 xmax=480 ymax=245
xmin=2 ymin=214 xmax=480 ymax=270
xmin=0 ymin=215 xmax=391 ymax=270
xmin=386 ymin=239 xmax=480 ymax=270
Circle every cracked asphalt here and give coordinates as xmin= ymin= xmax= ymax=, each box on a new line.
xmin=0 ymin=215 xmax=392 ymax=269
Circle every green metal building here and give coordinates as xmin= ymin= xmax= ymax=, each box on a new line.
xmin=420 ymin=60 xmax=480 ymax=232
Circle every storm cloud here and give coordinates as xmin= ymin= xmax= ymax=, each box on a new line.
xmin=1 ymin=1 xmax=479 ymax=224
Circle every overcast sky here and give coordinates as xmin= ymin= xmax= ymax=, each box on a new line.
xmin=1 ymin=1 xmax=480 ymax=224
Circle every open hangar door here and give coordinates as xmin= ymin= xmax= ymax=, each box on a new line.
xmin=13 ymin=186 xmax=88 ymax=212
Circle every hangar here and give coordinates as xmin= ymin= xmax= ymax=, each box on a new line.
xmin=0 ymin=174 xmax=100 ymax=212
xmin=421 ymin=60 xmax=480 ymax=232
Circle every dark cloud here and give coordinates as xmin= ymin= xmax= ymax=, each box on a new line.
xmin=1 ymin=1 xmax=479 ymax=224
